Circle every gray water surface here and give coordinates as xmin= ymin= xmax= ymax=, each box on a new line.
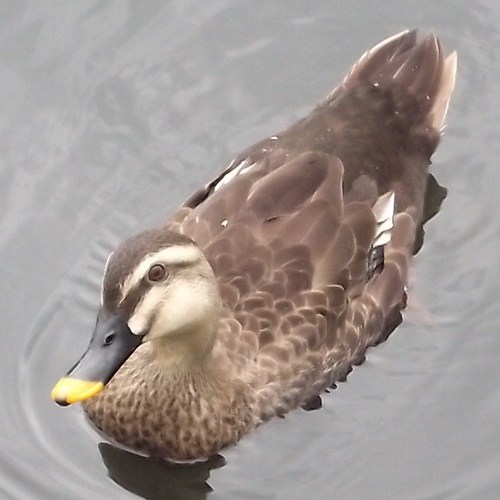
xmin=1 ymin=1 xmax=499 ymax=499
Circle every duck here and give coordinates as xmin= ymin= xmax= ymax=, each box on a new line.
xmin=51 ymin=30 xmax=457 ymax=461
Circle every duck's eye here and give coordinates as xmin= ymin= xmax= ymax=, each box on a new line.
xmin=148 ymin=264 xmax=167 ymax=282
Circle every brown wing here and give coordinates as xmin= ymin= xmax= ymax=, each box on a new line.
xmin=173 ymin=152 xmax=386 ymax=418
xmin=167 ymin=30 xmax=456 ymax=420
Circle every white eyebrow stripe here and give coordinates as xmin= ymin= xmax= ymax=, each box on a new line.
xmin=100 ymin=251 xmax=114 ymax=306
xmin=119 ymin=244 xmax=201 ymax=302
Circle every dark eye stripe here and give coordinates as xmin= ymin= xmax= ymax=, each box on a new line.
xmin=119 ymin=276 xmax=152 ymax=316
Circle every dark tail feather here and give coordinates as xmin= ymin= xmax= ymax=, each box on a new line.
xmin=328 ymin=30 xmax=457 ymax=131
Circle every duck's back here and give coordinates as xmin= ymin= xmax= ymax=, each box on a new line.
xmin=170 ymin=31 xmax=456 ymax=422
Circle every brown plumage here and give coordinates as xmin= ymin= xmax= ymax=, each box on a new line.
xmin=72 ymin=31 xmax=456 ymax=460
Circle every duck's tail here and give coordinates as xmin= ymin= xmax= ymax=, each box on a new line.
xmin=330 ymin=30 xmax=457 ymax=131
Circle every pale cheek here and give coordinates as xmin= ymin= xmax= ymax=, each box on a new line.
xmin=127 ymin=314 xmax=148 ymax=336
xmin=154 ymin=293 xmax=203 ymax=336
xmin=128 ymin=279 xmax=216 ymax=340
xmin=148 ymin=280 xmax=214 ymax=340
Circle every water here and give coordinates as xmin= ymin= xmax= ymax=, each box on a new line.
xmin=1 ymin=1 xmax=499 ymax=498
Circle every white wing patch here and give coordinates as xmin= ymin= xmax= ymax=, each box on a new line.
xmin=213 ymin=158 xmax=256 ymax=192
xmin=372 ymin=191 xmax=395 ymax=248
xmin=239 ymin=161 xmax=256 ymax=175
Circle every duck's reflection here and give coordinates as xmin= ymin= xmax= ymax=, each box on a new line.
xmin=98 ymin=442 xmax=226 ymax=500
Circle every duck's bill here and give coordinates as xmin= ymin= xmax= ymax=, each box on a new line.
xmin=51 ymin=312 xmax=142 ymax=406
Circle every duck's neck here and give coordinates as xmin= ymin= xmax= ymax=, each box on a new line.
xmin=149 ymin=320 xmax=217 ymax=370
xmin=84 ymin=338 xmax=255 ymax=460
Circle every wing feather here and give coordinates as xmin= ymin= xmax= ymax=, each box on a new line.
xmin=167 ymin=31 xmax=456 ymax=421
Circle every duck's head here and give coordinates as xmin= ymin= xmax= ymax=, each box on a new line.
xmin=51 ymin=229 xmax=220 ymax=406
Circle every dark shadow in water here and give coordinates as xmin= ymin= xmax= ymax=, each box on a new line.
xmin=414 ymin=173 xmax=448 ymax=255
xmin=98 ymin=443 xmax=226 ymax=500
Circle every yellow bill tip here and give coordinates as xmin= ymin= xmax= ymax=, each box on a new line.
xmin=51 ymin=377 xmax=104 ymax=406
